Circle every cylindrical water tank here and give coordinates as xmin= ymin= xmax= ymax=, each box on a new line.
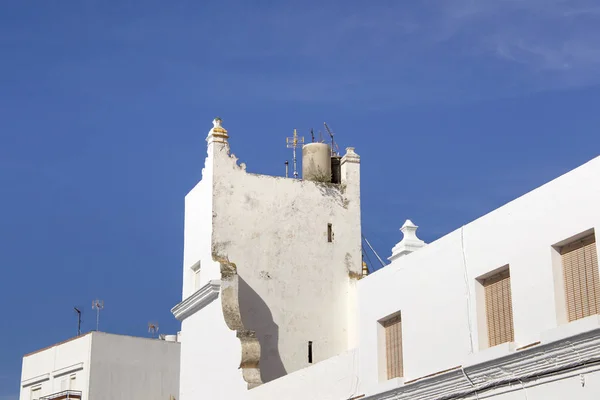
xmin=302 ymin=143 xmax=332 ymax=182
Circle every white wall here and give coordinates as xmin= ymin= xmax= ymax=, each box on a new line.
xmin=20 ymin=332 xmax=179 ymax=400
xmin=248 ymin=349 xmax=359 ymax=400
xmin=181 ymin=152 xmax=221 ymax=300
xmin=478 ymin=366 xmax=600 ymax=400
xmin=178 ymin=298 xmax=248 ymax=400
xmin=358 ymin=230 xmax=472 ymax=389
xmin=209 ymin=139 xmax=362 ymax=380
xmin=176 ymin=287 xmax=359 ymax=400
xmin=175 ymin=122 xmax=600 ymax=400
xmin=88 ymin=332 xmax=180 ymax=400
xmin=19 ymin=334 xmax=92 ymax=400
xmin=357 ymin=155 xmax=600 ymax=394
xmin=177 ymin=122 xmax=362 ymax=394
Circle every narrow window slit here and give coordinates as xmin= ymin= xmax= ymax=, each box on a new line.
xmin=308 ymin=341 xmax=313 ymax=363
xmin=327 ymin=224 xmax=333 ymax=242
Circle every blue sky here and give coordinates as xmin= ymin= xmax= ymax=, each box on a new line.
xmin=1 ymin=0 xmax=600 ymax=397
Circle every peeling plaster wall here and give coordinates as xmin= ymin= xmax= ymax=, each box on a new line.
xmin=210 ymin=142 xmax=362 ymax=381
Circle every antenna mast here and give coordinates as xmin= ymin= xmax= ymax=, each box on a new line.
xmin=324 ymin=122 xmax=339 ymax=156
xmin=92 ymin=299 xmax=104 ymax=331
xmin=148 ymin=322 xmax=160 ymax=338
xmin=286 ymin=129 xmax=304 ymax=179
xmin=362 ymin=235 xmax=387 ymax=268
xmin=74 ymin=307 xmax=82 ymax=336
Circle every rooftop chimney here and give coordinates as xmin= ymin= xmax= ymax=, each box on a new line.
xmin=388 ymin=219 xmax=426 ymax=262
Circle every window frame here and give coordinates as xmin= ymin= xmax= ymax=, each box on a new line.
xmin=190 ymin=261 xmax=201 ymax=292
xmin=30 ymin=386 xmax=41 ymax=400
xmin=558 ymin=232 xmax=599 ymax=322
xmin=551 ymin=229 xmax=598 ymax=325
xmin=377 ymin=311 xmax=404 ymax=381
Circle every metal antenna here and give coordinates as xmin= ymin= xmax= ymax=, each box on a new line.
xmin=74 ymin=307 xmax=82 ymax=336
xmin=285 ymin=160 xmax=289 ymax=178
xmin=362 ymin=235 xmax=387 ymax=268
xmin=148 ymin=322 xmax=159 ymax=338
xmin=324 ymin=122 xmax=339 ymax=156
xmin=286 ymin=129 xmax=304 ymax=179
xmin=92 ymin=299 xmax=104 ymax=331
xmin=310 ymin=128 xmax=315 ymax=143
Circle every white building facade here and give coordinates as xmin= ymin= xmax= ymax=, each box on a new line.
xmin=173 ymin=118 xmax=600 ymax=400
xmin=19 ymin=332 xmax=180 ymax=400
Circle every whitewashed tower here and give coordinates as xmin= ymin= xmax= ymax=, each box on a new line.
xmin=172 ymin=118 xmax=362 ymax=399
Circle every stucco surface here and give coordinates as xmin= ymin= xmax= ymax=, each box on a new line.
xmin=358 ymin=155 xmax=600 ymax=392
xmin=88 ymin=332 xmax=180 ymax=400
xmin=20 ymin=332 xmax=179 ymax=400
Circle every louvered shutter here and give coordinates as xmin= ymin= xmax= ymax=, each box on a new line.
xmin=562 ymin=234 xmax=600 ymax=322
xmin=383 ymin=315 xmax=403 ymax=379
xmin=484 ymin=269 xmax=514 ymax=347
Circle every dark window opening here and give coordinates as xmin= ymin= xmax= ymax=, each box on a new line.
xmin=308 ymin=341 xmax=313 ymax=363
xmin=327 ymin=224 xmax=333 ymax=242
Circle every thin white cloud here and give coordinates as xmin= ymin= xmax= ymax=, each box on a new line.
xmin=428 ymin=0 xmax=600 ymax=83
xmin=279 ymin=1 xmax=600 ymax=95
xmin=97 ymin=1 xmax=600 ymax=105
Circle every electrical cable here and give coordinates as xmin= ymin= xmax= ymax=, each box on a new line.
xmin=460 ymin=226 xmax=475 ymax=354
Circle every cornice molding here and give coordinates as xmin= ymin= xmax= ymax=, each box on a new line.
xmin=171 ymin=280 xmax=221 ymax=321
xmin=52 ymin=362 xmax=84 ymax=378
xmin=22 ymin=373 xmax=49 ymax=388
xmin=217 ymin=257 xmax=263 ymax=389
xmin=366 ymin=325 xmax=600 ymax=400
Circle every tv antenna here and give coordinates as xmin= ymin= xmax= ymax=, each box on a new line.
xmin=148 ymin=322 xmax=160 ymax=338
xmin=74 ymin=307 xmax=82 ymax=336
xmin=92 ymin=299 xmax=104 ymax=331
xmin=285 ymin=160 xmax=289 ymax=178
xmin=362 ymin=235 xmax=387 ymax=269
xmin=310 ymin=128 xmax=315 ymax=143
xmin=285 ymin=129 xmax=304 ymax=179
xmin=324 ymin=122 xmax=339 ymax=156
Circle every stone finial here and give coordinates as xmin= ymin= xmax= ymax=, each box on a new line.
xmin=207 ymin=117 xmax=229 ymax=144
xmin=388 ymin=219 xmax=426 ymax=262
xmin=341 ymin=147 xmax=360 ymax=164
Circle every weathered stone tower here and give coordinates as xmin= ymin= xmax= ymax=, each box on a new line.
xmin=172 ymin=118 xmax=362 ymax=399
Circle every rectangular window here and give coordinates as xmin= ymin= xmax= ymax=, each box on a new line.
xmin=483 ymin=268 xmax=514 ymax=347
xmin=561 ymin=234 xmax=600 ymax=322
xmin=383 ymin=314 xmax=403 ymax=379
xmin=327 ymin=223 xmax=333 ymax=242
xmin=70 ymin=374 xmax=77 ymax=389
xmin=31 ymin=387 xmax=41 ymax=400
xmin=191 ymin=261 xmax=201 ymax=291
